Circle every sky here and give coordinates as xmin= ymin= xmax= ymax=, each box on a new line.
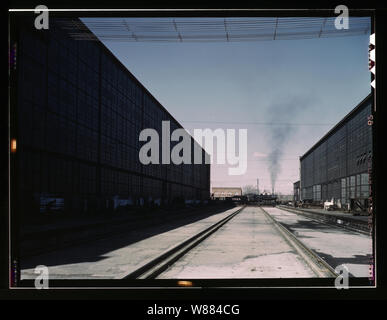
xmin=83 ymin=17 xmax=371 ymax=194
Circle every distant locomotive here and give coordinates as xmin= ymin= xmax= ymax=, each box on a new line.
xmin=211 ymin=189 xmax=277 ymax=206
xmin=247 ymin=194 xmax=277 ymax=206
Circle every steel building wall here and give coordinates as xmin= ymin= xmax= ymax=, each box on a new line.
xmin=300 ymin=95 xmax=372 ymax=206
xmin=15 ymin=18 xmax=210 ymax=216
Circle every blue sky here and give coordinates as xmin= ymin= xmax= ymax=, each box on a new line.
xmin=83 ymin=17 xmax=371 ymax=194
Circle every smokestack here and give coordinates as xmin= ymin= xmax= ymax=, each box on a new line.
xmin=272 ymin=187 xmax=274 ymax=195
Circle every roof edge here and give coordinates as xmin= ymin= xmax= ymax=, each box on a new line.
xmin=300 ymin=93 xmax=372 ymax=161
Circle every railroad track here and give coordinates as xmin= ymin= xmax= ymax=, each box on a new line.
xmin=260 ymin=207 xmax=337 ymax=278
xmin=277 ymin=205 xmax=370 ymax=235
xmin=124 ymin=206 xmax=246 ymax=279
xmin=20 ymin=205 xmax=235 ymax=259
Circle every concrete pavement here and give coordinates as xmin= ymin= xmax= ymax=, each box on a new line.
xmin=264 ymin=207 xmax=372 ymax=277
xmin=21 ymin=207 xmax=241 ymax=279
xmin=158 ymin=206 xmax=316 ymax=279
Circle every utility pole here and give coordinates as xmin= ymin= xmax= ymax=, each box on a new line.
xmin=257 ymin=179 xmax=259 ymax=195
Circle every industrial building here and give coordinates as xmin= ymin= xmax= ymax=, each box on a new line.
xmin=293 ymin=180 xmax=300 ymax=203
xmin=211 ymin=187 xmax=242 ymax=200
xmin=12 ymin=18 xmax=210 ymax=216
xmin=299 ymin=94 xmax=372 ymax=211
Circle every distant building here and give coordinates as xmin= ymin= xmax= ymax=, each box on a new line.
xmin=277 ymin=194 xmax=293 ymax=202
xmin=300 ymin=94 xmax=372 ymax=211
xmin=293 ymin=181 xmax=300 ymax=202
xmin=211 ymin=187 xmax=242 ymax=199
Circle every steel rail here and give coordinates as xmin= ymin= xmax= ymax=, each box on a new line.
xmin=124 ymin=206 xmax=245 ymax=279
xmin=277 ymin=205 xmax=370 ymax=235
xmin=260 ymin=207 xmax=337 ymax=278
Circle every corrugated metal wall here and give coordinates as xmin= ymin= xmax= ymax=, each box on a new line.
xmin=16 ymin=19 xmax=210 ymax=215
xmin=300 ymin=95 xmax=372 ymax=205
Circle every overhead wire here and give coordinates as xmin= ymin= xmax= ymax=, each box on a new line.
xmin=58 ymin=17 xmax=371 ymax=42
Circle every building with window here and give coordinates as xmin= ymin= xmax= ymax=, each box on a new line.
xmin=12 ymin=17 xmax=210 ymax=215
xmin=299 ymin=94 xmax=372 ymax=211
xmin=211 ymin=187 xmax=242 ymax=200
